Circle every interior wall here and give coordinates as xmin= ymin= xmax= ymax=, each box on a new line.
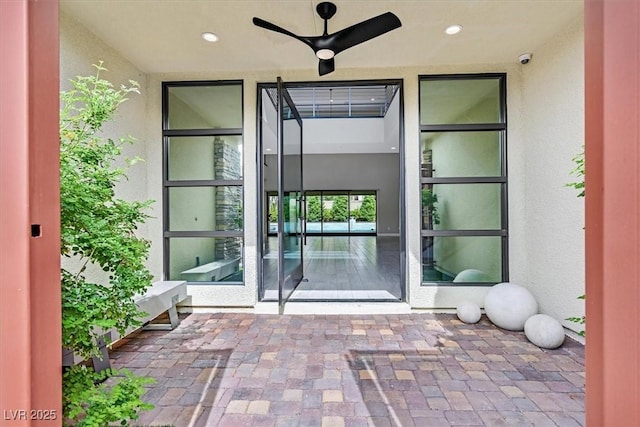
xmin=519 ymin=15 xmax=585 ymax=332
xmin=264 ymin=153 xmax=400 ymax=234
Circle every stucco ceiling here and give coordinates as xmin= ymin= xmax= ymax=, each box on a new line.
xmin=60 ymin=0 xmax=583 ymax=75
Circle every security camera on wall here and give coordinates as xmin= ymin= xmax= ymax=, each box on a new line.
xmin=519 ymin=53 xmax=532 ymax=64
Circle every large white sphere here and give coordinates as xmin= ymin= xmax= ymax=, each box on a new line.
xmin=456 ymin=301 xmax=482 ymax=324
xmin=524 ymin=314 xmax=565 ymax=349
xmin=484 ymin=282 xmax=538 ymax=331
xmin=453 ymin=269 xmax=491 ymax=283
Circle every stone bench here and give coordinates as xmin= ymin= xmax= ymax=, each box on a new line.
xmin=180 ymin=258 xmax=241 ymax=282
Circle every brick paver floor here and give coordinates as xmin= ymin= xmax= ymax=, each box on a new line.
xmin=110 ymin=313 xmax=585 ymax=426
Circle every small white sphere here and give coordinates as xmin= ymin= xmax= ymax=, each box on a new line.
xmin=456 ymin=300 xmax=482 ymax=324
xmin=524 ymin=314 xmax=566 ymax=349
xmin=484 ymin=282 xmax=538 ymax=331
xmin=453 ymin=269 xmax=491 ymax=283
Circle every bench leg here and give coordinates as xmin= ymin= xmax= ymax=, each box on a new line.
xmin=92 ymin=332 xmax=112 ymax=373
xmin=168 ymin=299 xmax=180 ymax=329
xmin=143 ymin=295 xmax=182 ymax=331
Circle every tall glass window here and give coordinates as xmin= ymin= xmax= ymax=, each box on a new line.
xmin=419 ymin=74 xmax=507 ymax=285
xmin=163 ymin=81 xmax=244 ymax=284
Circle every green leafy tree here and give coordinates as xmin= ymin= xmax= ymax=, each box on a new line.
xmin=566 ymin=147 xmax=586 ymax=336
xmin=422 ymin=188 xmax=440 ymax=225
xmin=268 ymin=196 xmax=278 ymax=222
xmin=566 ymin=148 xmax=585 ymax=198
xmin=358 ymin=195 xmax=376 ymax=222
xmin=323 ymin=208 xmax=334 ymax=222
xmin=331 ymin=196 xmax=349 ymax=222
xmin=306 ymin=196 xmax=322 ymax=222
xmin=60 ymin=62 xmax=153 ymax=425
xmin=350 ymin=207 xmax=360 ymax=220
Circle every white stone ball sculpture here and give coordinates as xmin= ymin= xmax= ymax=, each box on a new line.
xmin=453 ymin=269 xmax=491 ymax=283
xmin=524 ymin=314 xmax=565 ymax=349
xmin=484 ymin=282 xmax=538 ymax=331
xmin=456 ymin=301 xmax=482 ymax=324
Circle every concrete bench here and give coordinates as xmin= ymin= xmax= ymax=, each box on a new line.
xmin=180 ymin=258 xmax=240 ymax=282
xmin=137 ymin=280 xmax=188 ymax=331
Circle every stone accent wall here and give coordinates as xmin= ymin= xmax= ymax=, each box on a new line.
xmin=214 ymin=137 xmax=242 ymax=261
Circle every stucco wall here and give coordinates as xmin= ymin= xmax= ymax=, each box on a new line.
xmin=60 ymin=12 xmax=585 ymax=319
xmin=518 ymin=16 xmax=586 ymax=332
xmin=59 ymin=13 xmax=156 ymax=280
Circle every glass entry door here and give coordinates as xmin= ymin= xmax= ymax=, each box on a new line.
xmin=277 ymin=77 xmax=304 ymax=311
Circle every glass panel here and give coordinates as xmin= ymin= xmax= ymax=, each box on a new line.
xmin=169 ymin=186 xmax=242 ymax=231
xmin=322 ymin=194 xmax=349 ymax=233
xmin=420 ymin=131 xmax=500 ymax=177
xmin=422 ymin=236 xmax=501 ymax=283
xmin=421 ymin=184 xmax=501 ymax=230
xmin=267 ymin=194 xmax=278 ymax=234
xmin=282 ymin=192 xmax=301 ymax=278
xmin=350 ymin=193 xmax=377 ymax=234
xmin=420 ymin=78 xmax=501 ymax=125
xmin=279 ymin=85 xmax=303 ymax=305
xmin=168 ymin=136 xmax=242 ymax=181
xmin=169 ymin=237 xmax=243 ymax=282
xmin=305 ymin=193 xmax=322 ymax=234
xmin=167 ymin=84 xmax=242 ymax=129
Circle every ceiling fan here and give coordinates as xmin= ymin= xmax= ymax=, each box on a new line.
xmin=253 ymin=2 xmax=402 ymax=76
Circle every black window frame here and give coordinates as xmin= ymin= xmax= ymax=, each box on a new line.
xmin=162 ymin=80 xmax=245 ymax=285
xmin=419 ymin=73 xmax=508 ymax=286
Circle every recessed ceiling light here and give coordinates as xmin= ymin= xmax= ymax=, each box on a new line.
xmin=391 ymin=146 xmax=397 ymax=150
xmin=266 ymin=148 xmax=272 ymax=151
xmin=445 ymin=25 xmax=462 ymax=35
xmin=201 ymin=32 xmax=219 ymax=42
xmin=371 ymin=98 xmax=376 ymax=101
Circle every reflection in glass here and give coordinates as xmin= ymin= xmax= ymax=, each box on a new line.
xmin=169 ymin=237 xmax=243 ymax=282
xmin=421 ymin=184 xmax=501 ymax=230
xmin=420 ymin=132 xmax=500 ymax=177
xmin=420 ymin=78 xmax=501 ymax=125
xmin=167 ymin=84 xmax=242 ymax=129
xmin=422 ymin=236 xmax=501 ymax=283
xmin=168 ymin=136 xmax=242 ymax=181
xmin=169 ymin=187 xmax=242 ymax=232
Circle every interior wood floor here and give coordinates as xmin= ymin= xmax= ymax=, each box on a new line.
xmin=262 ymin=235 xmax=402 ymax=301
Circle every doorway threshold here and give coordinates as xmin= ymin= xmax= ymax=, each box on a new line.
xmin=254 ymin=301 xmax=411 ymax=315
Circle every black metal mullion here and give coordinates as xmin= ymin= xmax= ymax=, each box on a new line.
xmin=165 ymin=180 xmax=243 ymax=187
xmin=420 ymin=123 xmax=506 ymax=132
xmin=163 ymin=128 xmax=242 ymax=137
xmin=421 ymin=176 xmax=506 ymax=184
xmin=421 ymin=230 xmax=507 ymax=237
xmin=165 ymin=231 xmax=243 ymax=238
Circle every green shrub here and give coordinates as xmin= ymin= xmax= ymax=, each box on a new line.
xmin=60 ymin=62 xmax=154 ymax=425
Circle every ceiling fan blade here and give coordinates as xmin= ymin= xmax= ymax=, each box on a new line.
xmin=318 ymin=58 xmax=335 ymax=76
xmin=252 ymin=17 xmax=307 ymax=44
xmin=328 ymin=12 xmax=401 ymax=55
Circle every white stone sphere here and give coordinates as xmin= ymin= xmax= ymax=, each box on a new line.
xmin=453 ymin=269 xmax=491 ymax=283
xmin=484 ymin=282 xmax=538 ymax=331
xmin=456 ymin=301 xmax=482 ymax=324
xmin=524 ymin=314 xmax=565 ymax=349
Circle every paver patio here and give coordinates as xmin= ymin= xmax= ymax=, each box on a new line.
xmin=110 ymin=313 xmax=585 ymax=427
